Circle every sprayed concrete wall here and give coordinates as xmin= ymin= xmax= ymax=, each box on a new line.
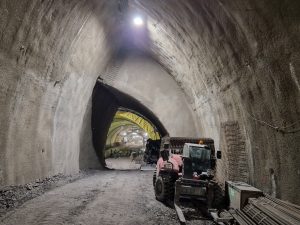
xmin=0 ymin=0 xmax=118 ymax=185
xmin=102 ymin=52 xmax=199 ymax=137
xmin=0 ymin=0 xmax=299 ymax=204
xmin=132 ymin=0 xmax=300 ymax=203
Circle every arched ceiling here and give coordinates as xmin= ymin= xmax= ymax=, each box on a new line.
xmin=105 ymin=110 xmax=160 ymax=147
xmin=0 ymin=0 xmax=299 ymax=204
xmin=112 ymin=111 xmax=160 ymax=140
xmin=119 ymin=0 xmax=300 ymax=203
xmin=106 ymin=122 xmax=136 ymax=146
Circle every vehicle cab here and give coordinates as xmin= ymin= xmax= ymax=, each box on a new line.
xmin=182 ymin=143 xmax=215 ymax=179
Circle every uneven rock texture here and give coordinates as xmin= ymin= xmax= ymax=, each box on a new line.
xmin=0 ymin=171 xmax=87 ymax=216
xmin=216 ymin=122 xmax=249 ymax=187
xmin=0 ymin=0 xmax=299 ymax=204
xmin=131 ymin=0 xmax=300 ymax=203
xmin=0 ymin=0 xmax=119 ymax=185
xmin=104 ymin=52 xmax=199 ymax=137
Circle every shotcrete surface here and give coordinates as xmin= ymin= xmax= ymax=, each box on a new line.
xmin=0 ymin=0 xmax=299 ymax=205
xmin=111 ymin=53 xmax=199 ymax=137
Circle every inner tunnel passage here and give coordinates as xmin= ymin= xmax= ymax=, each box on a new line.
xmin=91 ymin=83 xmax=168 ymax=168
xmin=0 ymin=0 xmax=299 ymax=224
xmin=104 ymin=109 xmax=161 ymax=170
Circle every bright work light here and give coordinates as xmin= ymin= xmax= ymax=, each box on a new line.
xmin=133 ymin=16 xmax=144 ymax=26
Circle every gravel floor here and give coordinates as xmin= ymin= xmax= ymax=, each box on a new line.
xmin=106 ymin=157 xmax=142 ymax=170
xmin=0 ymin=170 xmax=213 ymax=225
xmin=0 ymin=172 xmax=88 ymax=216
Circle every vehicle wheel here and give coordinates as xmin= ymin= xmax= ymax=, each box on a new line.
xmin=153 ymin=170 xmax=157 ymax=187
xmin=213 ymin=184 xmax=225 ymax=209
xmin=155 ymin=175 xmax=176 ymax=202
xmin=155 ymin=176 xmax=170 ymax=202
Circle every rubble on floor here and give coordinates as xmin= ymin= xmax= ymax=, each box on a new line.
xmin=0 ymin=171 xmax=89 ymax=216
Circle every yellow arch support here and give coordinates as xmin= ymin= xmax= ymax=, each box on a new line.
xmin=114 ymin=111 xmax=160 ymax=140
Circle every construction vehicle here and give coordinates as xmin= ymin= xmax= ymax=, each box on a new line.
xmin=153 ymin=137 xmax=223 ymax=211
xmin=154 ymin=137 xmax=300 ymax=224
xmin=143 ymin=138 xmax=161 ymax=164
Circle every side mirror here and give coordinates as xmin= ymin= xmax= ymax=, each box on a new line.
xmin=217 ymin=151 xmax=222 ymax=159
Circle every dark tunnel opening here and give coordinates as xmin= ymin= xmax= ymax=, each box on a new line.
xmin=91 ymin=81 xmax=168 ymax=168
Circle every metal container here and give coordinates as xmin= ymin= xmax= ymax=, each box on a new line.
xmin=226 ymin=181 xmax=263 ymax=210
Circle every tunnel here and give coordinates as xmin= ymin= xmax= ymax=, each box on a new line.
xmin=89 ymin=82 xmax=168 ymax=168
xmin=0 ymin=0 xmax=299 ymax=223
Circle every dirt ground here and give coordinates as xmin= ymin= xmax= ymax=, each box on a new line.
xmin=0 ymin=170 xmax=212 ymax=225
xmin=106 ymin=157 xmax=142 ymax=170
xmin=0 ymin=172 xmax=88 ymax=215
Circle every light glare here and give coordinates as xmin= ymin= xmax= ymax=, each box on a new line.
xmin=133 ymin=16 xmax=143 ymax=26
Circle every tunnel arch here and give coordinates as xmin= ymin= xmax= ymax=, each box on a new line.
xmin=127 ymin=0 xmax=300 ymax=203
xmin=107 ymin=109 xmax=161 ymax=144
xmin=0 ymin=0 xmax=299 ymax=204
xmin=91 ymin=82 xmax=168 ymax=167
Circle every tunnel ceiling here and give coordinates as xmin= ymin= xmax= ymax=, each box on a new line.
xmin=119 ymin=0 xmax=300 ymax=203
xmin=0 ymin=0 xmax=299 ymax=204
xmin=105 ymin=110 xmax=161 ymax=149
xmin=112 ymin=111 xmax=160 ymax=140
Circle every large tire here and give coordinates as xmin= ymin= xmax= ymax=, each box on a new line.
xmin=153 ymin=170 xmax=157 ymax=187
xmin=155 ymin=176 xmax=169 ymax=202
xmin=155 ymin=175 xmax=176 ymax=202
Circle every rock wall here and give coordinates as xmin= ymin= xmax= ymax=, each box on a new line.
xmin=0 ymin=0 xmax=299 ymax=204
xmin=0 ymin=0 xmax=118 ymax=185
xmin=132 ymin=0 xmax=300 ymax=203
xmin=103 ymin=52 xmax=199 ymax=137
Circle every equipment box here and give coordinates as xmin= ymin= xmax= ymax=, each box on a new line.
xmin=226 ymin=181 xmax=263 ymax=210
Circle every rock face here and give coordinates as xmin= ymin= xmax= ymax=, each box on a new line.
xmin=0 ymin=0 xmax=299 ymax=204
xmin=131 ymin=0 xmax=300 ymax=203
xmin=0 ymin=0 xmax=118 ymax=185
xmin=104 ymin=52 xmax=199 ymax=137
